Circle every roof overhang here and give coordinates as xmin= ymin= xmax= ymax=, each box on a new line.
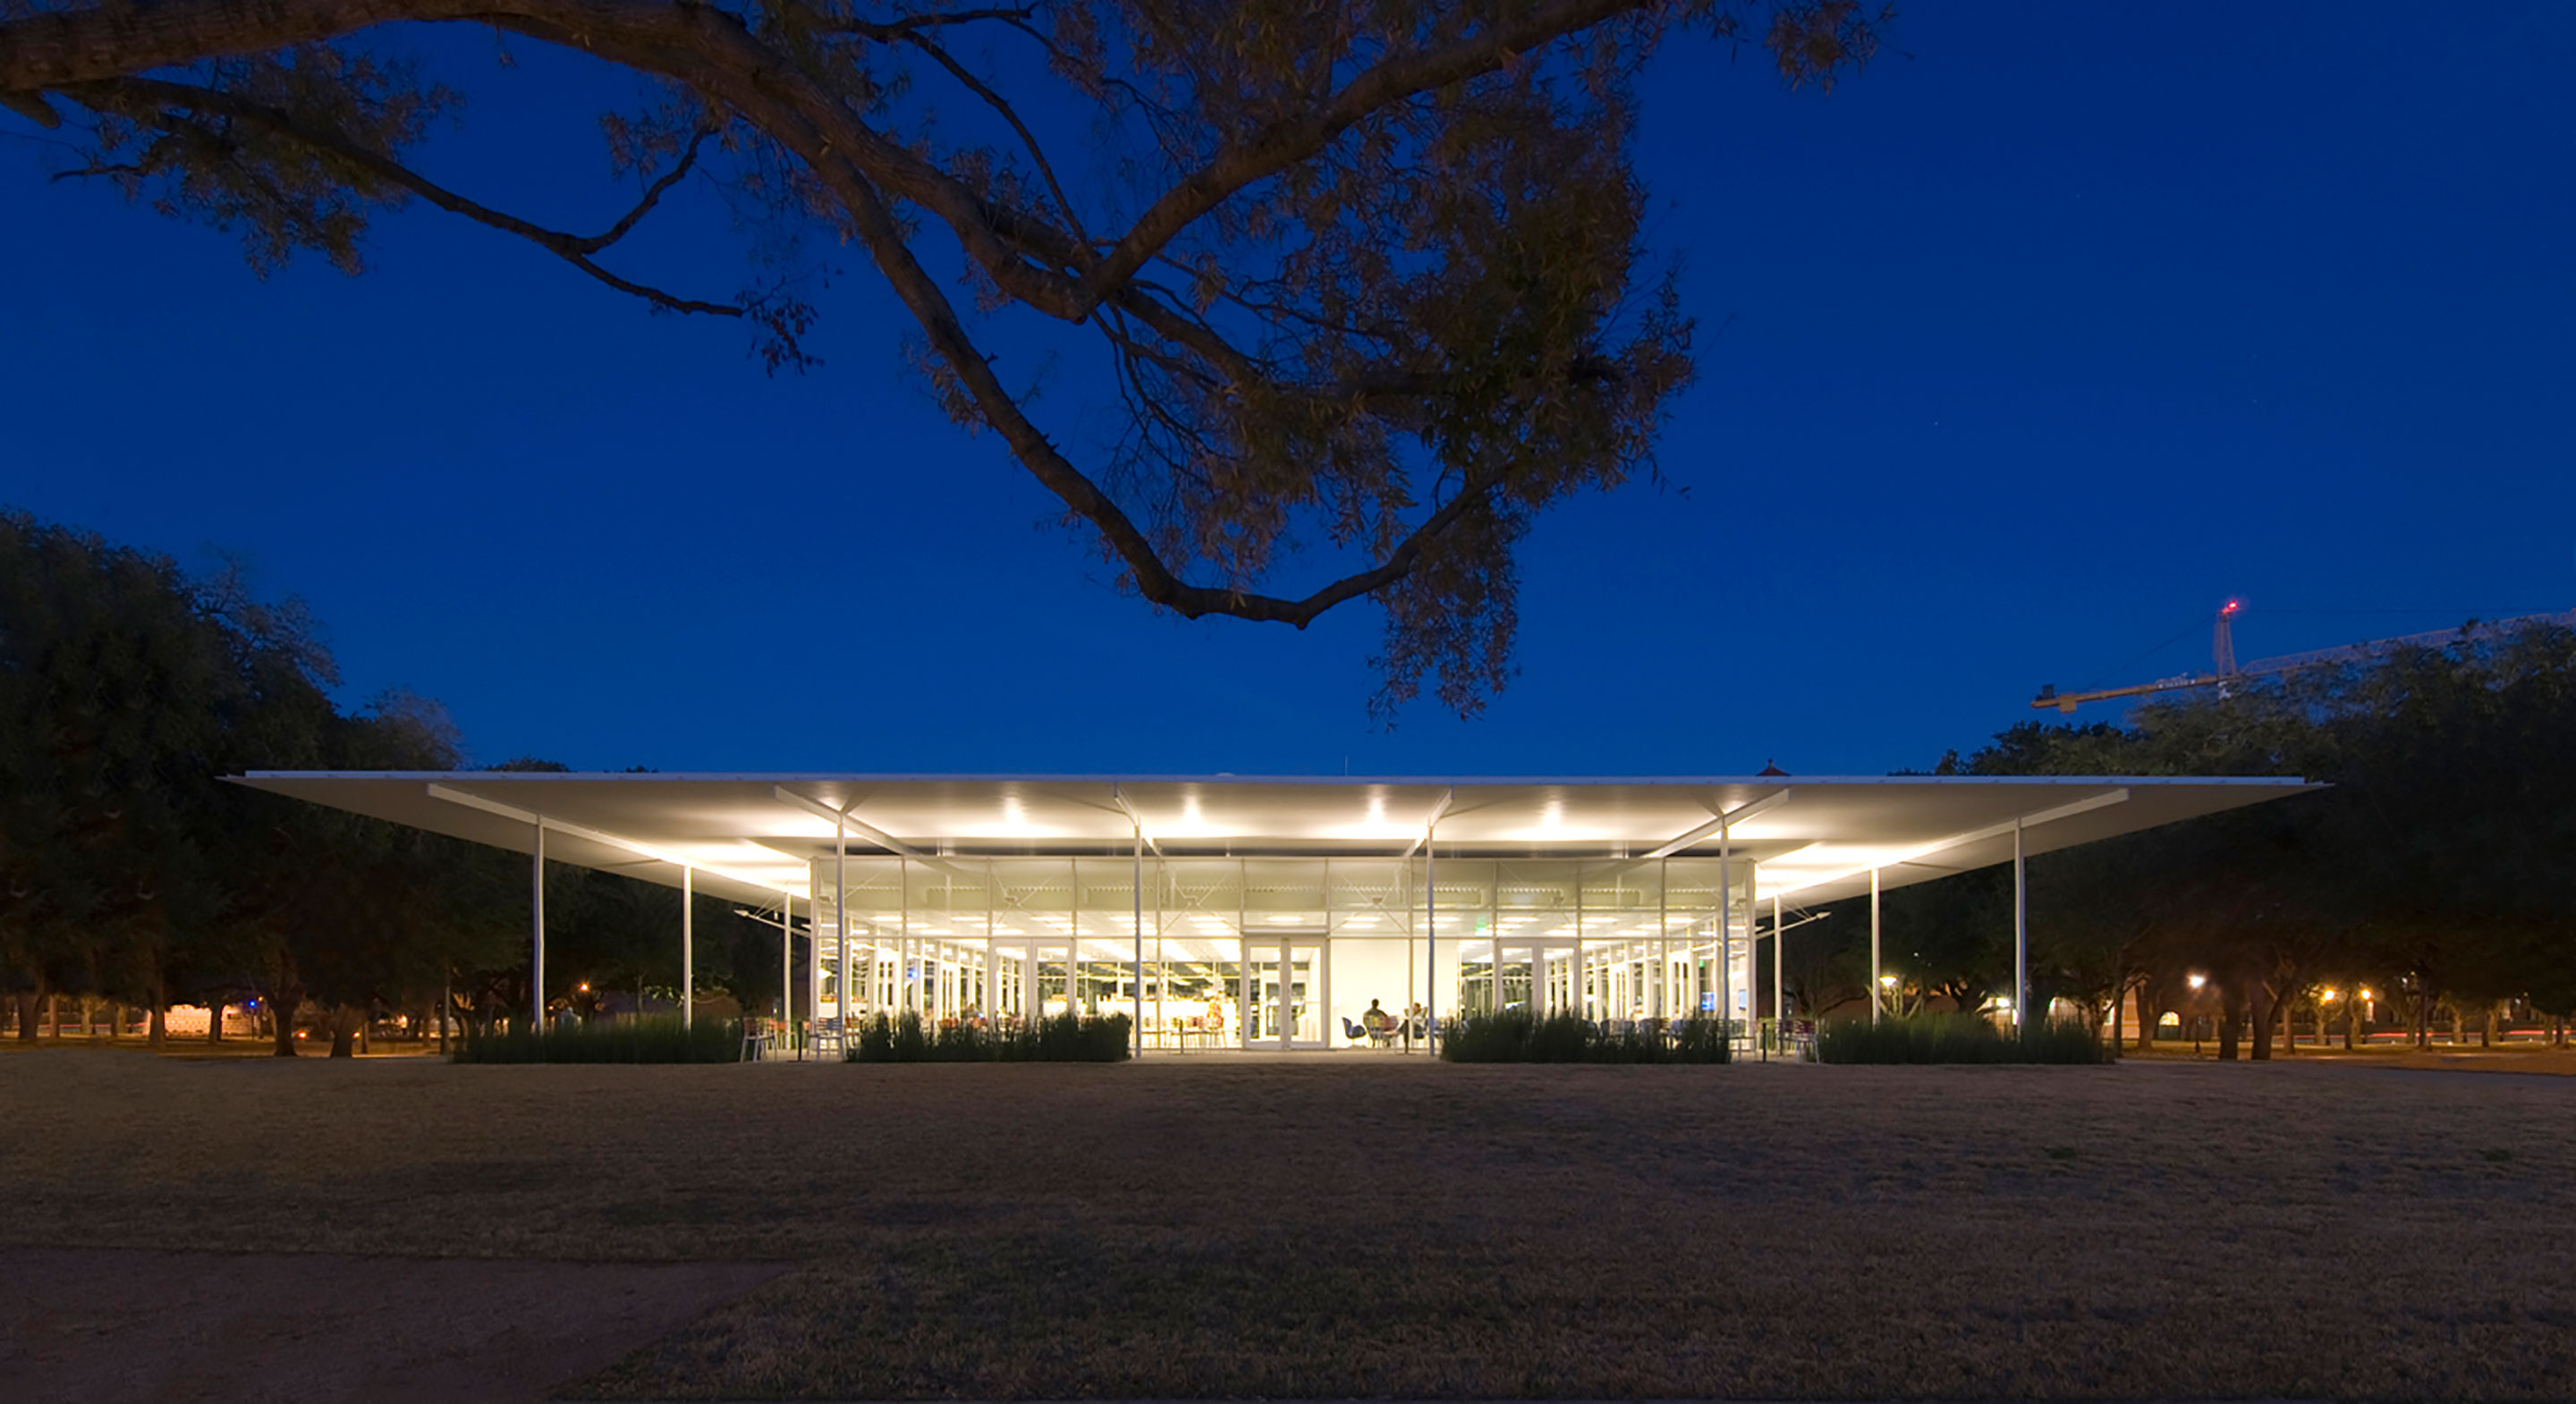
xmin=227 ymin=772 xmax=2318 ymax=908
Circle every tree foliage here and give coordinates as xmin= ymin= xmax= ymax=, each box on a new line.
xmin=1788 ymin=622 xmax=2576 ymax=1055
xmin=0 ymin=0 xmax=1885 ymax=715
xmin=0 ymin=512 xmax=783 ymax=1052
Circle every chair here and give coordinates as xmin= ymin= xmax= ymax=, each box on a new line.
xmin=1341 ymin=1016 xmax=1369 ymax=1044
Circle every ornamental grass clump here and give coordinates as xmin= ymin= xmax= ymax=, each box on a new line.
xmin=452 ymin=1016 xmax=742 ymax=1064
xmin=848 ymin=1012 xmax=1131 ymax=1062
xmin=1439 ymin=1011 xmax=1731 ymax=1063
xmin=1816 ymin=1012 xmax=2110 ymax=1065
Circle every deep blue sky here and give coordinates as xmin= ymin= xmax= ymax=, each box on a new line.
xmin=4 ymin=3 xmax=2570 ymax=776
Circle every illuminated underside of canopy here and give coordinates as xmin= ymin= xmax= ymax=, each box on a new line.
xmin=230 ymin=772 xmax=2315 ymax=909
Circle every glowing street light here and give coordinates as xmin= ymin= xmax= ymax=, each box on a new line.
xmin=2186 ymin=972 xmax=2207 ymax=991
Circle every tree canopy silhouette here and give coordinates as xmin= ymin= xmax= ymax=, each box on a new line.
xmin=0 ymin=0 xmax=1883 ymax=715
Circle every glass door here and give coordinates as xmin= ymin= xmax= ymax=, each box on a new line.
xmin=1239 ymin=935 xmax=1326 ymax=1048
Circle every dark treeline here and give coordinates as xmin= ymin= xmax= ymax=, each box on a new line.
xmin=0 ymin=512 xmax=785 ymax=1054
xmin=1777 ymin=621 xmax=2576 ymax=1056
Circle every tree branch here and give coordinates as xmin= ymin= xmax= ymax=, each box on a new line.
xmin=0 ymin=0 xmax=1635 ymax=638
xmin=877 ymin=27 xmax=1089 ymax=249
xmin=829 ymin=144 xmax=1498 ymax=626
xmin=72 ymin=74 xmax=742 ymax=318
xmin=1074 ymin=0 xmax=1651 ymax=314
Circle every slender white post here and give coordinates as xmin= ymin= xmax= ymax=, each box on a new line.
xmin=681 ymin=866 xmax=694 ymax=1030
xmin=531 ymin=823 xmax=546 ymax=1028
xmin=1131 ymin=824 xmax=1144 ymax=1058
xmin=1869 ymin=867 xmax=1883 ymax=1026
xmin=1771 ymin=892 xmax=1784 ymax=1029
xmin=835 ymin=809 xmax=847 ymax=1035
xmin=1717 ymin=827 xmax=1732 ymax=1045
xmin=1424 ymin=833 xmax=1437 ymax=1053
xmin=1657 ymin=858 xmax=1668 ymax=1024
xmin=2013 ymin=817 xmax=2029 ymax=1029
xmin=779 ymin=892 xmax=792 ymax=1029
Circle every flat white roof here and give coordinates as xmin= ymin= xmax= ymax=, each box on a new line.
xmin=231 ymin=772 xmax=2316 ymax=909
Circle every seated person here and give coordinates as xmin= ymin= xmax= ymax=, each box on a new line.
xmin=1360 ymin=999 xmax=1394 ymax=1043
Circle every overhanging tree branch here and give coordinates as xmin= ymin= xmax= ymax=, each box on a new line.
xmin=70 ymin=74 xmax=744 ymax=318
xmin=0 ymin=0 xmax=1863 ymax=713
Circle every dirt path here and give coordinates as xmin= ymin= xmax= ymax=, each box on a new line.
xmin=0 ymin=1248 xmax=782 ymax=1404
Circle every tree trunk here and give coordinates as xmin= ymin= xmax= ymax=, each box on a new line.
xmin=2278 ymin=991 xmax=2296 ymax=1057
xmin=328 ymin=1004 xmax=361 ymax=1058
xmin=11 ymin=987 xmax=37 ymax=1043
xmin=2249 ymin=980 xmax=2275 ymax=1061
xmin=271 ymin=990 xmax=303 ymax=1057
xmin=2134 ymin=982 xmax=2157 ymax=1053
xmin=2343 ymin=996 xmax=2358 ymax=1051
xmin=208 ymin=1000 xmax=224 ymax=1044
xmin=2217 ymin=983 xmax=2243 ymax=1061
xmin=2481 ymin=1004 xmax=2496 ymax=1048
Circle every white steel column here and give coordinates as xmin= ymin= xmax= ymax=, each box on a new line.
xmin=834 ymin=810 xmax=847 ymax=1032
xmin=1771 ymin=892 xmax=1784 ymax=1028
xmin=1154 ymin=859 xmax=1165 ymax=1051
xmin=1657 ymin=858 xmax=1668 ymax=1023
xmin=1424 ymin=835 xmax=1437 ymax=1052
xmin=1717 ymin=832 xmax=1733 ymax=1044
xmin=1131 ymin=824 xmax=1144 ymax=1058
xmin=2013 ymin=817 xmax=2029 ymax=1028
xmin=1869 ymin=867 xmax=1883 ymax=1026
xmin=1746 ymin=863 xmax=1758 ymax=1034
xmin=681 ymin=867 xmax=694 ymax=1030
xmin=530 ymin=823 xmax=546 ymax=1028
xmin=779 ymin=892 xmax=792 ymax=1028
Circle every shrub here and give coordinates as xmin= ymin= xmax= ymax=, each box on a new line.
xmin=1439 ymin=1011 xmax=1732 ymax=1063
xmin=847 ymin=1012 xmax=1131 ymax=1062
xmin=452 ymin=1016 xmax=742 ymax=1064
xmin=1815 ymin=1012 xmax=2110 ymax=1065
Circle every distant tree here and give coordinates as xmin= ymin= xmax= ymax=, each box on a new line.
xmin=0 ymin=511 xmax=521 ymax=1053
xmin=1945 ymin=618 xmax=2576 ymax=1060
xmin=0 ymin=515 xmax=244 ymax=1043
xmin=0 ymin=0 xmax=1885 ymax=715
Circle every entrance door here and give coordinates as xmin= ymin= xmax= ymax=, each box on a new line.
xmin=1240 ymin=935 xmax=1326 ymax=1048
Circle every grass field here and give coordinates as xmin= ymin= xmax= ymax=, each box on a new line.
xmin=4 ymin=1050 xmax=2574 ymax=1400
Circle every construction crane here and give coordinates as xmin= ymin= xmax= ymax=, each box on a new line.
xmin=2033 ymin=601 xmax=2576 ymax=713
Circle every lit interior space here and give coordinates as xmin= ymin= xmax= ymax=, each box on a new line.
xmin=233 ymin=773 xmax=2313 ymax=1052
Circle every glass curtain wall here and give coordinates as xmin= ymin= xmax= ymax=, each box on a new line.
xmin=808 ymin=855 xmax=1750 ymax=1047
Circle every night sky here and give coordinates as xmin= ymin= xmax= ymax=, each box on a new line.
xmin=4 ymin=3 xmax=2570 ymax=777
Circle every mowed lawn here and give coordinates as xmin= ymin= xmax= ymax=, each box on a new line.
xmin=4 ymin=1052 xmax=2574 ymax=1400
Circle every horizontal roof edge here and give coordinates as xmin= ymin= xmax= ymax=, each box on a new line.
xmin=234 ymin=770 xmax=2318 ymax=788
